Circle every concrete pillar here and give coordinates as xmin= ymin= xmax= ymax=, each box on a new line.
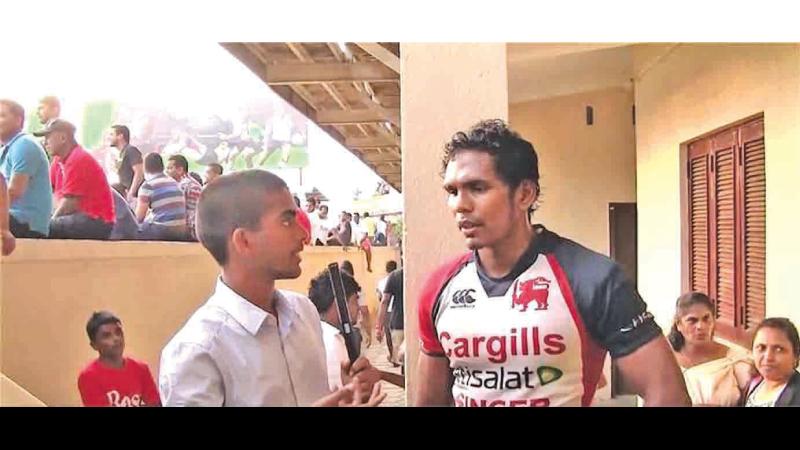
xmin=401 ymin=43 xmax=508 ymax=404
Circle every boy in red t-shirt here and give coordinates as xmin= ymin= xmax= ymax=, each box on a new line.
xmin=77 ymin=311 xmax=161 ymax=407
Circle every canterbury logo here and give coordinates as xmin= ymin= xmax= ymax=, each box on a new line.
xmin=619 ymin=312 xmax=654 ymax=333
xmin=451 ymin=289 xmax=477 ymax=306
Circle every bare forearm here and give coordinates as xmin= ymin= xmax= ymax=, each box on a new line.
xmin=0 ymin=177 xmax=9 ymax=231
xmin=360 ymin=306 xmax=371 ymax=330
xmin=135 ymin=201 xmax=148 ymax=223
xmin=8 ymin=188 xmax=22 ymax=203
xmin=617 ymin=337 xmax=691 ymax=407
xmin=415 ymin=354 xmax=453 ymax=406
xmin=53 ymin=197 xmax=79 ymax=217
xmin=377 ymin=301 xmax=389 ymax=327
xmin=130 ymin=170 xmax=144 ymax=197
xmin=8 ymin=174 xmax=29 ymax=203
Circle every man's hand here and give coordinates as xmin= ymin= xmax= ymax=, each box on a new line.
xmin=340 ymin=382 xmax=385 ymax=407
xmin=375 ymin=324 xmax=384 ymax=342
xmin=341 ymin=356 xmax=382 ymax=402
xmin=1 ymin=229 xmax=15 ymax=256
xmin=312 ymin=382 xmax=386 ymax=407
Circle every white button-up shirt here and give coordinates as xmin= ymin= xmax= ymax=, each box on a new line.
xmin=159 ymin=278 xmax=330 ymax=406
xmin=320 ymin=321 xmax=348 ymax=391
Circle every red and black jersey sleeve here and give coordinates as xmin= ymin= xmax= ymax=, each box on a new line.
xmin=549 ymin=236 xmax=662 ymax=359
xmin=417 ymin=253 xmax=472 ymax=356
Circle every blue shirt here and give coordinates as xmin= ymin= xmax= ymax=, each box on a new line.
xmin=0 ymin=132 xmax=53 ymax=235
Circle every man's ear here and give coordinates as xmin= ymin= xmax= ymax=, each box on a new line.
xmin=230 ymin=227 xmax=252 ymax=258
xmin=516 ymin=179 xmax=538 ymax=212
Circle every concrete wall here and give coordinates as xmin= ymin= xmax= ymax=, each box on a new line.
xmin=509 ymin=86 xmax=637 ymax=403
xmin=1 ymin=373 xmax=45 ymax=406
xmin=634 ymin=44 xmax=800 ymax=333
xmin=0 ymin=239 xmax=398 ymax=406
xmin=510 ymin=86 xmax=637 ymax=255
xmin=401 ymin=43 xmax=508 ymax=403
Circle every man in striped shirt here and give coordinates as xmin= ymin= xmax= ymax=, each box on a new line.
xmin=135 ymin=153 xmax=187 ymax=241
xmin=166 ymin=154 xmax=202 ymax=241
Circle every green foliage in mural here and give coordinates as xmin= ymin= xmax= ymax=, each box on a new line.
xmin=82 ymin=100 xmax=116 ymax=148
xmin=25 ymin=109 xmax=43 ymax=135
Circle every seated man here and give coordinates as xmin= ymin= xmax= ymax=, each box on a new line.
xmin=0 ymin=173 xmax=16 ymax=255
xmin=308 ymin=268 xmax=362 ymax=391
xmin=0 ymin=99 xmax=53 ymax=238
xmin=37 ymin=120 xmax=115 ymax=240
xmin=109 ymin=183 xmax=138 ymax=241
xmin=166 ymin=155 xmax=202 ymax=241
xmin=135 ymin=153 xmax=187 ymax=241
xmin=204 ymin=163 xmax=223 ymax=185
xmin=77 ymin=311 xmax=161 ymax=407
xmin=326 ymin=211 xmax=352 ymax=246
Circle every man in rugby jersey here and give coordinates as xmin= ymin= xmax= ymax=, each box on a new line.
xmin=415 ymin=119 xmax=689 ymax=407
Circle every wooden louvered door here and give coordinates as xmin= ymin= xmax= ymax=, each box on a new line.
xmin=710 ymin=129 xmax=737 ymax=332
xmin=739 ymin=119 xmax=766 ymax=335
xmin=685 ymin=116 xmax=766 ymax=346
xmin=688 ymin=141 xmax=710 ymax=296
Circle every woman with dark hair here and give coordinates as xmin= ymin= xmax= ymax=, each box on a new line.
xmin=744 ymin=318 xmax=800 ymax=407
xmin=670 ymin=292 xmax=755 ymax=406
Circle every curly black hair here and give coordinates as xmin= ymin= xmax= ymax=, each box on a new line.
xmin=442 ymin=119 xmax=540 ymax=197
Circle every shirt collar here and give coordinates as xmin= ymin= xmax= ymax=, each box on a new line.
xmin=60 ymin=144 xmax=82 ymax=164
xmin=1 ymin=131 xmax=24 ymax=148
xmin=208 ymin=277 xmax=298 ymax=336
xmin=320 ymin=320 xmax=341 ymax=336
xmin=473 ymin=224 xmax=552 ymax=281
xmin=145 ymin=172 xmax=167 ymax=182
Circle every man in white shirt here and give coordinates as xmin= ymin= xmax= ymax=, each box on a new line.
xmin=311 ymin=204 xmax=332 ymax=246
xmin=308 ymin=268 xmax=362 ymax=391
xmin=350 ymin=212 xmax=365 ymax=246
xmin=159 ymin=170 xmax=384 ymax=406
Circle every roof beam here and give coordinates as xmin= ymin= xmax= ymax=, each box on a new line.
xmin=316 ymin=108 xmax=399 ymax=125
xmin=363 ymin=152 xmax=401 ymax=164
xmin=265 ymin=62 xmax=398 ymax=85
xmin=355 ymin=43 xmax=400 ymax=74
xmin=346 ymin=135 xmax=399 ymax=149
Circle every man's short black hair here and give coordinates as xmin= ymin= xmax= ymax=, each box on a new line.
xmin=168 ymin=154 xmax=190 ymax=173
xmin=111 ymin=124 xmax=130 ymax=143
xmin=0 ymin=99 xmax=25 ymax=129
xmin=308 ymin=269 xmax=361 ymax=314
xmin=443 ymin=119 xmax=540 ymax=197
xmin=144 ymin=152 xmax=164 ymax=174
xmin=197 ymin=169 xmax=289 ymax=266
xmin=340 ymin=260 xmax=355 ymax=276
xmin=386 ymin=260 xmax=398 ymax=273
xmin=208 ymin=163 xmax=224 ymax=176
xmin=86 ymin=311 xmax=121 ymax=342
